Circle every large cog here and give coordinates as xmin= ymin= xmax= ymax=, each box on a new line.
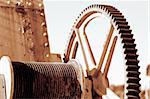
xmin=64 ymin=4 xmax=141 ymax=99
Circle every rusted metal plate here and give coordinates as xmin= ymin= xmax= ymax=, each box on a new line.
xmin=0 ymin=0 xmax=51 ymax=62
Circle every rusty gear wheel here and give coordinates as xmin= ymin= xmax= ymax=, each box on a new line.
xmin=63 ymin=4 xmax=141 ymax=99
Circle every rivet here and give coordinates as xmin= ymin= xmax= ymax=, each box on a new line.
xmin=43 ymin=32 xmax=47 ymax=37
xmin=46 ymin=54 xmax=50 ymax=58
xmin=40 ymin=12 xmax=44 ymax=16
xmin=28 ymin=2 xmax=32 ymax=6
xmin=41 ymin=22 xmax=45 ymax=26
xmin=17 ymin=1 xmax=21 ymax=5
xmin=7 ymin=0 xmax=10 ymax=4
xmin=44 ymin=42 xmax=49 ymax=47
xmin=39 ymin=3 xmax=42 ymax=7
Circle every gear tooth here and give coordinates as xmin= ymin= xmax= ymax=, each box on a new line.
xmin=127 ymin=71 xmax=140 ymax=78
xmin=111 ymin=14 xmax=124 ymax=20
xmin=105 ymin=6 xmax=119 ymax=12
xmin=105 ymin=9 xmax=109 ymax=14
xmin=100 ymin=5 xmax=104 ymax=7
xmin=121 ymin=33 xmax=133 ymax=38
xmin=126 ymin=89 xmax=141 ymax=96
xmin=81 ymin=11 xmax=84 ymax=14
xmin=127 ymin=77 xmax=141 ymax=83
xmin=104 ymin=8 xmax=108 ymax=12
xmin=115 ymin=20 xmax=128 ymax=26
xmin=108 ymin=10 xmax=120 ymax=14
xmin=127 ymin=89 xmax=141 ymax=93
xmin=122 ymin=38 xmax=135 ymax=43
xmin=124 ymin=48 xmax=137 ymax=54
xmin=96 ymin=4 xmax=99 ymax=8
xmin=126 ymin=59 xmax=139 ymax=65
xmin=126 ymin=65 xmax=140 ymax=71
xmin=84 ymin=8 xmax=86 ymax=11
xmin=127 ymin=83 xmax=140 ymax=90
xmin=112 ymin=6 xmax=118 ymax=11
xmin=127 ymin=95 xmax=140 ymax=99
xmin=123 ymin=43 xmax=136 ymax=48
xmin=90 ymin=5 xmax=92 ymax=8
xmin=105 ymin=5 xmax=114 ymax=9
xmin=125 ymin=54 xmax=139 ymax=60
xmin=101 ymin=6 xmax=105 ymax=10
xmin=99 ymin=5 xmax=101 ymax=9
xmin=109 ymin=12 xmax=122 ymax=15
xmin=100 ymin=5 xmax=104 ymax=9
xmin=119 ymin=29 xmax=132 ymax=34
xmin=113 ymin=17 xmax=126 ymax=23
xmin=104 ymin=7 xmax=108 ymax=12
xmin=128 ymin=83 xmax=141 ymax=86
xmin=109 ymin=12 xmax=122 ymax=18
xmin=117 ymin=24 xmax=130 ymax=30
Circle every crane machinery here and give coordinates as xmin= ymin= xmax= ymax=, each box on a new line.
xmin=0 ymin=0 xmax=141 ymax=99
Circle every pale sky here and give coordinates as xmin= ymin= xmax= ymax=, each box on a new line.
xmin=44 ymin=0 xmax=149 ymax=89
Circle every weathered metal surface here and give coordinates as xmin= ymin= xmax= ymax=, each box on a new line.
xmin=0 ymin=0 xmax=52 ymax=62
